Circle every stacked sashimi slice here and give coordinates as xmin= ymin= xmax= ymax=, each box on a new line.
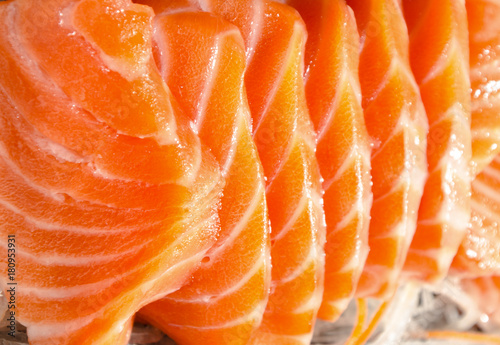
xmin=137 ymin=4 xmax=271 ymax=344
xmin=347 ymin=0 xmax=428 ymax=299
xmin=287 ymin=0 xmax=372 ymax=322
xmin=3 ymin=0 xmax=500 ymax=344
xmin=402 ymin=0 xmax=472 ymax=284
xmin=0 ymin=0 xmax=224 ymax=344
xmin=451 ymin=0 xmax=500 ymax=279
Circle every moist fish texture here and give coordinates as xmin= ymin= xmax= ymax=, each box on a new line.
xmin=286 ymin=0 xmax=372 ymax=322
xmin=0 ymin=0 xmax=224 ymax=344
xmin=402 ymin=0 xmax=472 ymax=283
xmin=136 ymin=3 xmax=272 ymax=344
xmin=451 ymin=154 xmax=500 ymax=276
xmin=467 ymin=0 xmax=500 ymax=176
xmin=347 ymin=0 xmax=428 ymax=299
xmin=450 ymin=0 xmax=500 ymax=278
xmin=175 ymin=0 xmax=327 ymax=343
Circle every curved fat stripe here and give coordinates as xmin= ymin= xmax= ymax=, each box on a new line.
xmin=22 ymin=252 xmax=206 ymax=345
xmin=8 ymin=212 xmax=216 ymax=301
xmin=0 ymin=1 xmax=224 ymax=344
xmin=0 ymin=208 xmax=158 ymax=257
xmin=0 ymin=158 xmax=185 ymax=229
xmin=146 ymin=302 xmax=267 ymax=345
xmin=278 ymin=246 xmax=318 ymax=286
xmin=470 ymin=199 xmax=500 ymax=224
xmin=4 ymin=212 xmax=218 ymax=334
xmin=15 ymin=0 xmax=173 ymax=139
xmin=271 ymin=193 xmax=308 ymax=243
xmin=286 ymin=0 xmax=371 ymax=322
xmin=0 ymin=99 xmax=193 ymax=210
xmin=0 ymin=44 xmax=204 ymax=188
xmin=322 ymin=146 xmax=370 ymax=192
xmin=207 ymin=179 xmax=265 ymax=259
xmin=0 ymin=195 xmax=167 ymax=234
xmin=8 ymin=224 xmax=194 ymax=289
xmin=252 ymin=20 xmax=299 ymax=139
xmin=157 ymin=302 xmax=267 ymax=331
xmin=0 ymin=239 xmax=151 ymax=266
xmin=141 ymin=263 xmax=268 ymax=336
xmin=196 ymin=0 xmax=265 ymax=64
xmin=250 ymin=22 xmax=302 ymax=186
xmin=238 ymin=2 xmax=326 ymax=343
xmin=0 ymin=6 xmax=216 ymax=192
xmin=164 ymin=256 xmax=266 ymax=305
xmin=451 ymin=155 xmax=500 ymax=276
xmin=347 ymin=0 xmax=428 ymax=299
xmin=418 ymin=38 xmax=469 ymax=88
xmin=467 ymin=0 xmax=500 ymax=174
xmin=184 ymin=0 xmax=325 ymax=342
xmin=402 ymin=0 xmax=472 ymax=282
xmin=161 ymin=181 xmax=268 ymax=299
xmin=483 ymin=157 xmax=500 ymax=180
xmin=133 ymin=7 xmax=271 ymax=345
xmin=190 ymin=28 xmax=244 ymax=138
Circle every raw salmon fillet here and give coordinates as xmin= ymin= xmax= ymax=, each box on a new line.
xmin=177 ymin=0 xmax=327 ymax=343
xmin=451 ymin=154 xmax=500 ymax=276
xmin=135 ymin=4 xmax=272 ymax=344
xmin=0 ymin=0 xmax=224 ymax=344
xmin=286 ymin=0 xmax=372 ymax=322
xmin=467 ymin=0 xmax=500 ymax=175
xmin=347 ymin=0 xmax=428 ymax=299
xmin=450 ymin=0 xmax=500 ymax=277
xmin=402 ymin=0 xmax=473 ymax=282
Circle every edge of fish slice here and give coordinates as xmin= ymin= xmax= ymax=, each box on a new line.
xmin=136 ymin=6 xmax=272 ymax=345
xmin=402 ymin=0 xmax=472 ymax=282
xmin=286 ymin=0 xmax=372 ymax=322
xmin=451 ymin=155 xmax=500 ymax=277
xmin=467 ymin=0 xmax=500 ymax=175
xmin=186 ymin=0 xmax=327 ymax=343
xmin=0 ymin=0 xmax=224 ymax=343
xmin=347 ymin=0 xmax=429 ymax=299
xmin=244 ymin=2 xmax=326 ymax=343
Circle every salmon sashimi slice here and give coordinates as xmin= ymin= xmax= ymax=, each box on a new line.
xmin=462 ymin=275 xmax=500 ymax=324
xmin=466 ymin=0 xmax=500 ymax=175
xmin=286 ymin=0 xmax=372 ymax=322
xmin=0 ymin=0 xmax=224 ymax=344
xmin=134 ymin=5 xmax=271 ymax=345
xmin=181 ymin=0 xmax=326 ymax=343
xmin=402 ymin=0 xmax=473 ymax=282
xmin=346 ymin=0 xmax=428 ymax=299
xmin=451 ymin=154 xmax=500 ymax=276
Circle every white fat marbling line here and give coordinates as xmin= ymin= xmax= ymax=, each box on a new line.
xmin=166 ymin=256 xmax=266 ymax=304
xmin=271 ymin=192 xmax=308 ymax=242
xmin=253 ymin=21 xmax=303 ymax=135
xmin=165 ymin=300 xmax=267 ymax=330
xmin=420 ymin=38 xmax=469 ymax=87
xmin=322 ymin=145 xmax=371 ymax=191
xmin=0 ymin=198 xmax=164 ymax=234
xmin=470 ymin=198 xmax=500 ymax=225
xmin=16 ymin=214 xmax=214 ymax=298
xmin=473 ymin=178 xmax=500 ymax=204
xmin=0 ymin=239 xmax=151 ymax=266
xmin=293 ymin=286 xmax=324 ymax=314
xmin=209 ymin=180 xmax=264 ymax=258
xmin=24 ymin=253 xmax=204 ymax=341
xmin=317 ymin=72 xmax=362 ymax=141
xmin=483 ymin=163 xmax=500 ymax=181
